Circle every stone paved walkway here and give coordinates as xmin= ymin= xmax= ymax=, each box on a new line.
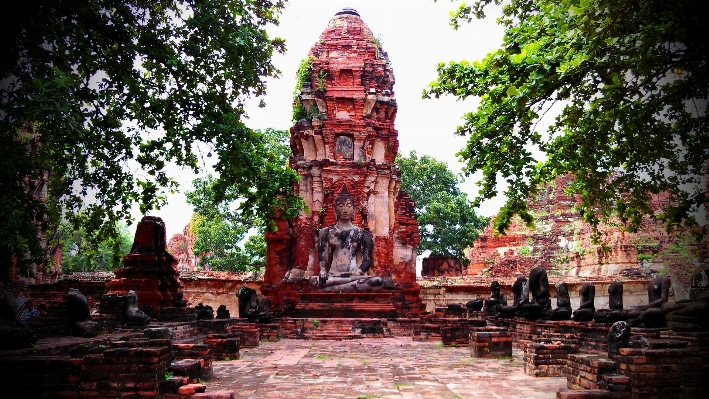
xmin=206 ymin=338 xmax=566 ymax=399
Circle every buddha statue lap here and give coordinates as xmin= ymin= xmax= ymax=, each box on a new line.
xmin=237 ymin=286 xmax=271 ymax=322
xmin=593 ymin=281 xmax=625 ymax=323
xmin=663 ymin=268 xmax=709 ymax=331
xmin=67 ymin=288 xmax=100 ymax=337
xmin=483 ymin=281 xmax=501 ymax=314
xmin=123 ymin=290 xmax=152 ymax=326
xmin=497 ymin=276 xmax=528 ymax=317
xmin=550 ymin=282 xmax=572 ymax=320
xmin=466 ymin=298 xmax=484 ymax=312
xmin=308 ymin=186 xmax=383 ymax=292
xmin=516 ymin=266 xmax=552 ymax=319
xmin=572 ymin=282 xmax=596 ymax=322
xmin=626 ymin=275 xmax=670 ymax=328
xmin=0 ymin=290 xmax=37 ymax=350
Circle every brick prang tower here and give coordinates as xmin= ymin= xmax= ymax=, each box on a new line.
xmin=262 ymin=8 xmax=422 ymax=317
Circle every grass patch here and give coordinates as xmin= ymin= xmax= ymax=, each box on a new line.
xmin=393 ymin=381 xmax=412 ymax=389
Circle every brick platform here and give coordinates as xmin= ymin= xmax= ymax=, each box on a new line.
xmin=171 ymin=343 xmax=214 ymax=381
xmin=203 ymin=334 xmax=240 ymax=361
xmin=660 ymin=330 xmax=709 ymax=396
xmin=565 ymin=354 xmax=617 ymax=390
xmin=225 ymin=323 xmax=260 ymax=348
xmin=615 ymin=340 xmax=705 ymax=399
xmin=279 ymin=317 xmax=393 ymax=340
xmin=258 ymin=323 xmax=281 ymax=342
xmin=522 ymin=340 xmax=578 ymax=377
xmin=471 ymin=329 xmax=513 ymax=358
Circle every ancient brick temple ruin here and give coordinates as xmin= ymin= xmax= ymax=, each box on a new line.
xmin=261 ymin=8 xmax=421 ymax=317
xmin=107 ymin=216 xmax=183 ymax=314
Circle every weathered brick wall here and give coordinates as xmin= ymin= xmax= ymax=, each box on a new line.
xmin=25 ymin=279 xmax=109 ymax=312
xmin=1 ymin=356 xmax=83 ymax=398
xmin=421 ymin=256 xmax=462 ymax=277
xmin=615 ymin=343 xmax=705 ymax=398
xmin=181 ymin=277 xmax=260 ymax=318
xmin=522 ymin=340 xmax=578 ymax=377
xmin=565 ymin=353 xmax=617 ymax=390
xmin=0 ymin=338 xmax=172 ymax=399
xmin=471 ymin=329 xmax=513 ymax=358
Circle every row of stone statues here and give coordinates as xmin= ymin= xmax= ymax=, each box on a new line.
xmin=466 ymin=266 xmax=708 ymax=331
xmin=0 ymin=284 xmax=274 ymax=349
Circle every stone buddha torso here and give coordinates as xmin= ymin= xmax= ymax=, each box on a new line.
xmin=311 ymin=188 xmax=379 ymax=292
xmin=323 ymin=226 xmax=367 ymax=277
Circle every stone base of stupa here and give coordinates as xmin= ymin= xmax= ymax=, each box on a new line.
xmin=260 ymin=282 xmax=423 ymax=319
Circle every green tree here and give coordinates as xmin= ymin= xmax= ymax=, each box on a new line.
xmin=396 ymin=151 xmax=489 ymax=266
xmin=59 ymin=221 xmax=132 ymax=273
xmin=0 ymin=0 xmax=302 ymax=280
xmin=185 ymin=128 xmax=291 ymax=272
xmin=188 ymin=212 xmax=263 ymax=272
xmin=426 ymin=0 xmax=708 ymax=239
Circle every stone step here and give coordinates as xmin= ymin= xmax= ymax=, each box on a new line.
xmin=291 ymin=303 xmax=398 ymax=318
xmin=161 ymin=376 xmax=190 ymax=394
xmin=193 ymin=391 xmax=236 ymax=399
xmin=164 ymin=391 xmax=234 ymax=399
xmin=169 ymin=359 xmax=204 ymax=378
xmin=178 ymin=383 xmax=207 ymax=395
xmin=556 ymin=389 xmax=630 ymax=399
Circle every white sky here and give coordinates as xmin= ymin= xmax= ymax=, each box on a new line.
xmin=142 ymin=0 xmax=508 ymax=237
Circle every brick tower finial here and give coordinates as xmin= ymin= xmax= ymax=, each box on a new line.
xmin=335 ymin=7 xmax=360 ymax=17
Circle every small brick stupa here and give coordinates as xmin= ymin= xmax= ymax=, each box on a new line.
xmin=262 ymin=8 xmax=422 ymax=317
xmin=107 ymin=216 xmax=182 ymax=314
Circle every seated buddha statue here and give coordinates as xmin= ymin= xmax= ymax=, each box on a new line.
xmin=307 ymin=186 xmax=383 ymax=292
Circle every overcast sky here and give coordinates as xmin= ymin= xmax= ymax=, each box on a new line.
xmin=144 ymin=0 xmax=508 ymax=237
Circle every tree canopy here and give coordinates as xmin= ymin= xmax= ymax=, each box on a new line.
xmin=185 ymin=128 xmax=291 ymax=272
xmin=396 ymin=151 xmax=489 ymax=266
xmin=0 ymin=0 xmax=302 ymax=280
xmin=426 ymin=0 xmax=708 ymax=239
xmin=59 ymin=221 xmax=132 ymax=274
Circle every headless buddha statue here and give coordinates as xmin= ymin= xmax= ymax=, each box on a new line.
xmin=308 ymin=186 xmax=383 ymax=292
xmin=572 ymin=282 xmax=596 ymax=322
xmin=593 ymin=281 xmax=625 ymax=323
xmin=550 ymin=282 xmax=572 ymax=320
xmin=497 ymin=276 xmax=528 ymax=317
xmin=623 ymin=275 xmax=670 ymax=328
xmin=481 ymin=281 xmax=501 ymax=314
xmin=516 ymin=266 xmax=552 ymax=319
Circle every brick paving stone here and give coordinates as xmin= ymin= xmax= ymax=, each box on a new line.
xmin=205 ymin=338 xmax=566 ymax=399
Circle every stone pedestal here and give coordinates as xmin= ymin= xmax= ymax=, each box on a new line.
xmin=615 ymin=340 xmax=705 ymax=399
xmin=471 ymin=329 xmax=512 ymax=358
xmin=565 ymin=354 xmax=617 ymax=390
xmin=522 ymin=340 xmax=578 ymax=377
